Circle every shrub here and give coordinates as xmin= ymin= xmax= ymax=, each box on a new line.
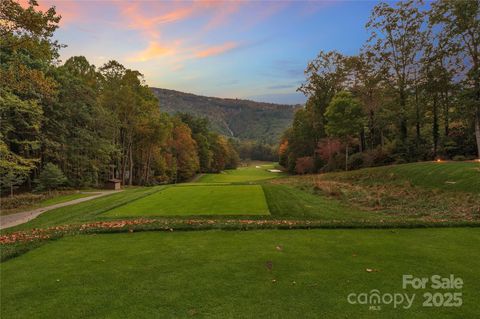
xmin=363 ymin=148 xmax=394 ymax=167
xmin=452 ymin=155 xmax=466 ymax=161
xmin=295 ymin=156 xmax=315 ymax=174
xmin=347 ymin=152 xmax=364 ymax=170
xmin=35 ymin=163 xmax=67 ymax=192
xmin=1 ymin=193 xmax=47 ymax=209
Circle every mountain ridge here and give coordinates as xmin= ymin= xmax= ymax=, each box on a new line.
xmin=151 ymin=87 xmax=300 ymax=144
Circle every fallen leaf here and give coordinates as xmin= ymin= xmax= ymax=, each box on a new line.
xmin=266 ymin=261 xmax=273 ymax=271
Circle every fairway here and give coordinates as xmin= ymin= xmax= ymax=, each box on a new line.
xmin=198 ymin=164 xmax=284 ymax=183
xmin=104 ymin=185 xmax=270 ymax=216
xmin=1 ymin=228 xmax=479 ymax=318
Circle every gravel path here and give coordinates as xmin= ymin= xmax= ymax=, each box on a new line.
xmin=0 ymin=190 xmax=122 ymax=230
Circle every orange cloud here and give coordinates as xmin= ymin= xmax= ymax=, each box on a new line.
xmin=128 ymin=41 xmax=177 ymax=62
xmin=119 ymin=2 xmax=198 ymax=39
xmin=128 ymin=40 xmax=239 ymax=63
xmin=195 ymin=42 xmax=238 ymax=58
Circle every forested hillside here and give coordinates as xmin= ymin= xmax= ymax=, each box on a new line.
xmin=0 ymin=0 xmax=238 ymax=193
xmin=151 ymin=88 xmax=298 ymax=144
xmin=280 ymin=0 xmax=480 ymax=174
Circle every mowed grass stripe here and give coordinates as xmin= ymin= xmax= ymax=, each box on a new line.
xmin=198 ymin=164 xmax=285 ymax=183
xmin=104 ymin=185 xmax=270 ymax=216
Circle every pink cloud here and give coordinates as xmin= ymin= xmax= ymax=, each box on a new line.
xmin=195 ymin=41 xmax=238 ymax=58
xmin=128 ymin=41 xmax=180 ymax=62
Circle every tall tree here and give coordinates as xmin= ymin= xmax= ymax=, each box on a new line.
xmin=0 ymin=0 xmax=60 ymax=192
xmin=431 ymin=0 xmax=480 ymax=158
xmin=298 ymin=51 xmax=346 ymax=143
xmin=366 ymin=0 xmax=426 ymax=149
xmin=325 ymin=91 xmax=365 ymax=171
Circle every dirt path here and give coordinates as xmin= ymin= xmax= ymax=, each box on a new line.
xmin=0 ymin=190 xmax=122 ymax=230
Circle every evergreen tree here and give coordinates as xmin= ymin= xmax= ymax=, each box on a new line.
xmin=35 ymin=163 xmax=67 ymax=192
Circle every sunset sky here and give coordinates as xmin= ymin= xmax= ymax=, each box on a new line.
xmin=27 ymin=0 xmax=379 ymax=104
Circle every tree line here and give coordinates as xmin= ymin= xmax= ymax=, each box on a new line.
xmin=0 ymin=0 xmax=238 ymax=195
xmin=279 ymin=0 xmax=479 ymax=173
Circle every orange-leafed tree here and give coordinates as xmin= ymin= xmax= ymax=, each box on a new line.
xmin=169 ymin=121 xmax=199 ymax=182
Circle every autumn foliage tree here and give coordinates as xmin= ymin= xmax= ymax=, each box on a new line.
xmin=325 ymin=92 xmax=365 ymax=170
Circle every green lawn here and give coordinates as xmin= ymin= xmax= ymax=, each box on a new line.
xmin=198 ymin=163 xmax=284 ymax=183
xmin=40 ymin=193 xmax=94 ymax=206
xmin=104 ymin=185 xmax=270 ymax=216
xmin=1 ymin=228 xmax=478 ymax=318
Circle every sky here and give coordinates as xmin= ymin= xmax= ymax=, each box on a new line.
xmin=24 ymin=0 xmax=380 ymax=104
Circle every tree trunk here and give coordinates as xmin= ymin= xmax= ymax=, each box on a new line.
xmin=475 ymin=71 xmax=480 ymax=159
xmin=128 ymin=140 xmax=133 ymax=186
xmin=380 ymin=129 xmax=385 ymax=149
xmin=360 ymin=128 xmax=365 ymax=153
xmin=415 ymin=85 xmax=421 ymax=145
xmin=369 ymin=110 xmax=375 ymax=150
xmin=345 ymin=143 xmax=349 ymax=171
xmin=475 ymin=106 xmax=480 ymax=159
xmin=433 ymin=94 xmax=439 ymax=158
xmin=399 ymin=88 xmax=408 ymax=141
xmin=443 ymin=89 xmax=449 ymax=137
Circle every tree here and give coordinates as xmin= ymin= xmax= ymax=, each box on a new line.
xmin=430 ymin=0 xmax=480 ymax=158
xmin=298 ymin=51 xmax=346 ymax=142
xmin=344 ymin=52 xmax=386 ymax=151
xmin=169 ymin=121 xmax=199 ymax=181
xmin=1 ymin=0 xmax=60 ymax=189
xmin=366 ymin=0 xmax=426 ymax=148
xmin=177 ymin=113 xmax=213 ymax=172
xmin=35 ymin=162 xmax=67 ymax=192
xmin=0 ymin=139 xmax=34 ymax=196
xmin=325 ymin=92 xmax=365 ymax=170
xmin=295 ymin=156 xmax=314 ymax=174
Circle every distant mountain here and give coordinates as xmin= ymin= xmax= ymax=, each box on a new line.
xmin=151 ymin=88 xmax=300 ymax=144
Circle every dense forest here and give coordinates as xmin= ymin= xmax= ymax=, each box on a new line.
xmin=280 ymin=0 xmax=480 ymax=173
xmin=0 ymin=0 xmax=238 ymax=194
xmin=1 ymin=0 xmax=478 ymax=194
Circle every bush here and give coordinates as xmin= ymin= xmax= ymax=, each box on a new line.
xmin=347 ymin=152 xmax=364 ymax=170
xmin=363 ymin=148 xmax=394 ymax=167
xmin=1 ymin=193 xmax=47 ymax=209
xmin=295 ymin=156 xmax=315 ymax=174
xmin=35 ymin=163 xmax=67 ymax=192
xmin=452 ymin=155 xmax=466 ymax=161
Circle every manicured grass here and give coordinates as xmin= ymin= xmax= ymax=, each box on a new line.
xmin=328 ymin=161 xmax=480 ymax=193
xmin=3 ymin=187 xmax=164 ymax=232
xmin=1 ymin=228 xmax=478 ymax=318
xmin=40 ymin=193 xmax=94 ymax=206
xmin=104 ymin=185 xmax=270 ymax=216
xmin=263 ymin=184 xmax=393 ymax=221
xmin=198 ymin=163 xmax=284 ymax=183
